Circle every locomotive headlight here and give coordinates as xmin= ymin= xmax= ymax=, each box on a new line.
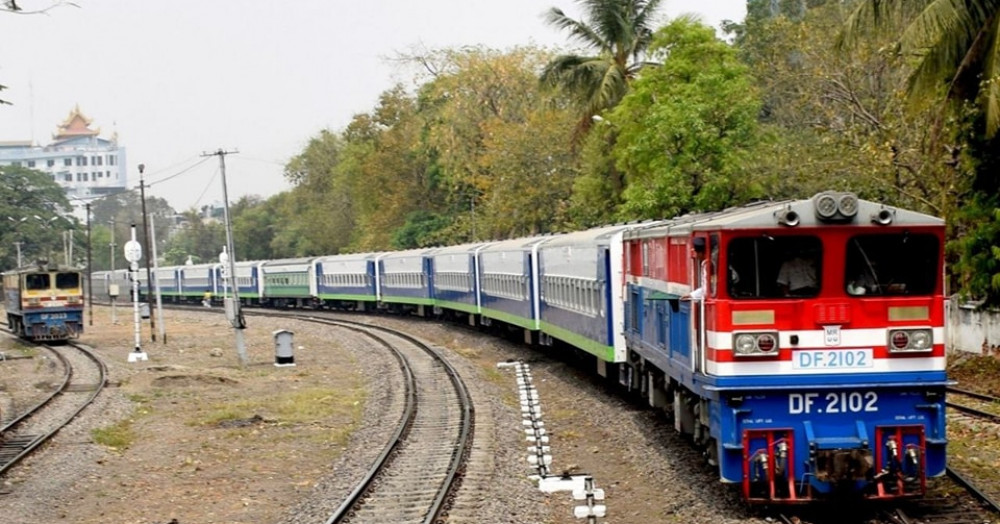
xmin=732 ymin=332 xmax=780 ymax=357
xmin=838 ymin=193 xmax=859 ymax=217
xmin=815 ymin=193 xmax=837 ymax=218
xmin=890 ymin=330 xmax=909 ymax=349
xmin=812 ymin=191 xmax=859 ymax=222
xmin=910 ymin=330 xmax=932 ymax=350
xmin=887 ymin=328 xmax=933 ymax=353
xmin=757 ymin=334 xmax=777 ymax=352
xmin=735 ymin=334 xmax=756 ymax=355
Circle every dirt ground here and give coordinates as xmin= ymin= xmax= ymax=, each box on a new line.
xmin=2 ymin=306 xmax=370 ymax=524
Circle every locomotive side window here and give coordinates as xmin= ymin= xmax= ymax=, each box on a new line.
xmin=25 ymin=273 xmax=50 ymax=290
xmin=845 ymin=233 xmax=938 ymax=296
xmin=727 ymin=236 xmax=822 ymax=299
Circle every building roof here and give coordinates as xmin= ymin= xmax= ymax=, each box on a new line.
xmin=53 ymin=104 xmax=100 ymax=140
xmin=0 ymin=140 xmax=33 ymax=148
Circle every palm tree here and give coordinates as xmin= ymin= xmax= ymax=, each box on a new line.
xmin=842 ymin=0 xmax=1000 ymax=137
xmin=541 ymin=0 xmax=664 ymax=127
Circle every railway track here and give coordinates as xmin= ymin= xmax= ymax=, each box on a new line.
xmin=947 ymin=386 xmax=1000 ymax=423
xmin=0 ymin=337 xmax=107 ymax=478
xmin=283 ymin=315 xmax=474 ymax=524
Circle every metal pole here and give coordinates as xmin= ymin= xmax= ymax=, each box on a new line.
xmin=202 ymin=148 xmax=247 ymax=367
xmin=150 ymin=214 xmax=166 ymax=343
xmin=109 ymin=217 xmax=117 ymax=324
xmin=138 ymin=163 xmax=156 ymax=341
xmin=14 ymin=241 xmax=22 ymax=267
xmin=86 ymin=203 xmax=93 ymax=326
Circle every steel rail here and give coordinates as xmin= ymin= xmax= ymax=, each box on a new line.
xmin=0 ymin=339 xmax=107 ymax=476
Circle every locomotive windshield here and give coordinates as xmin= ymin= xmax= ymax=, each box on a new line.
xmin=25 ymin=273 xmax=50 ymax=290
xmin=727 ymin=236 xmax=822 ymax=299
xmin=845 ymin=233 xmax=938 ymax=296
xmin=56 ymin=272 xmax=81 ymax=289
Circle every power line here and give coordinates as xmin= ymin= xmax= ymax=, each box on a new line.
xmin=146 ymin=156 xmax=213 ymax=187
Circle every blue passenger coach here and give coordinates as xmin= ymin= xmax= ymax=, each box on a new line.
xmin=477 ymin=236 xmax=548 ymax=342
xmin=537 ymin=224 xmax=649 ymax=371
xmin=314 ymin=253 xmax=380 ymax=310
xmin=377 ymin=248 xmax=437 ymax=315
xmin=178 ymin=263 xmax=220 ymax=303
xmin=231 ymin=260 xmax=265 ymax=305
xmin=431 ymin=242 xmax=493 ymax=323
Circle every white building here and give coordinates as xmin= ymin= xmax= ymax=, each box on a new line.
xmin=0 ymin=106 xmax=127 ymax=213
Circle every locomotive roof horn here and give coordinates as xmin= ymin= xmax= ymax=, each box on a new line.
xmin=871 ymin=206 xmax=895 ymax=225
xmin=774 ymin=206 xmax=800 ymax=227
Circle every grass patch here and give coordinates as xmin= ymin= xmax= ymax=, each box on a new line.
xmin=91 ymin=396 xmax=154 ymax=450
xmin=480 ymin=366 xmax=507 ymax=385
xmin=191 ymin=386 xmax=366 ymax=430
xmin=91 ymin=418 xmax=137 ymax=450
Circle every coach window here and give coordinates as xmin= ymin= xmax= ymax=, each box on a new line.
xmin=727 ymin=235 xmax=822 ymax=299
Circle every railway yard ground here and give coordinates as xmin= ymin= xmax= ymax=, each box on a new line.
xmin=1 ymin=305 xmax=999 ymax=523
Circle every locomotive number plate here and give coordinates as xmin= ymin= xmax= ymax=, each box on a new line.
xmin=40 ymin=313 xmax=68 ymax=320
xmin=792 ymin=349 xmax=874 ymax=370
xmin=789 ymin=391 xmax=879 ymax=414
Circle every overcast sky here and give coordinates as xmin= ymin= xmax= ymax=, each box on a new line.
xmin=0 ymin=0 xmax=746 ymax=212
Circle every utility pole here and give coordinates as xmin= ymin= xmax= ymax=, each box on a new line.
xmin=150 ymin=213 xmax=166 ymax=343
xmin=86 ymin=203 xmax=93 ymax=326
xmin=201 ymin=148 xmax=247 ymax=367
xmin=14 ymin=241 xmax=22 ymax=267
xmin=137 ymin=163 xmax=157 ymax=342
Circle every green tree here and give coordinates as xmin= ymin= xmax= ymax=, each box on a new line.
xmin=0 ymin=166 xmax=75 ymax=268
xmin=736 ymin=2 xmax=970 ymax=218
xmin=608 ymin=17 xmax=766 ymax=219
xmin=421 ymin=46 xmax=578 ymax=240
xmin=89 ymin=190 xmax=176 ymax=270
xmin=541 ymin=0 xmax=664 ymax=128
xmin=160 ymin=210 xmax=225 ymax=266
xmin=842 ymin=1 xmax=1000 ymax=138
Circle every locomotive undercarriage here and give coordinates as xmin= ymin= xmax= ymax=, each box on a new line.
xmin=616 ymin=355 xmax=928 ymax=503
xmin=618 ymin=358 xmax=719 ymax=468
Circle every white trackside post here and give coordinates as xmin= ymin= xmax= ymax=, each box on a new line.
xmin=124 ymin=225 xmax=147 ymax=362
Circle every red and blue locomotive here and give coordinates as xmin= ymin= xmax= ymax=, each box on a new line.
xmin=620 ymin=192 xmax=946 ymax=502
